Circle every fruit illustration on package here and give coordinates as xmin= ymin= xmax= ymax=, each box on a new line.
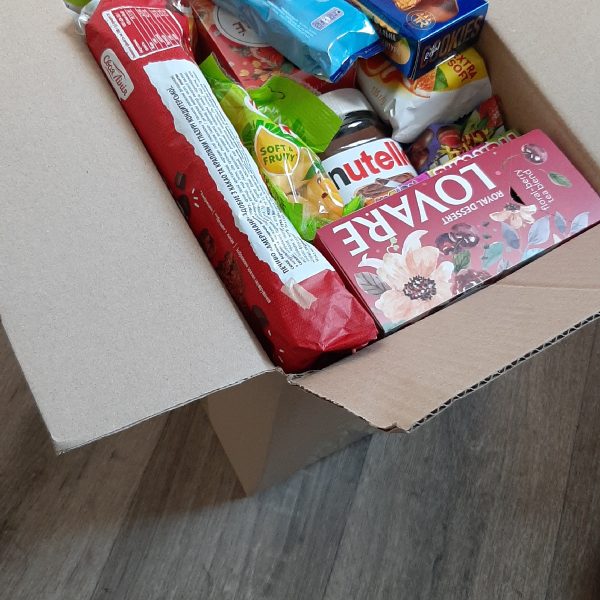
xmin=255 ymin=129 xmax=344 ymax=223
xmin=315 ymin=129 xmax=600 ymax=336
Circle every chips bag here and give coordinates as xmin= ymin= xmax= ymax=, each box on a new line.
xmin=201 ymin=56 xmax=348 ymax=241
xmin=82 ymin=0 xmax=377 ymax=372
xmin=357 ymin=47 xmax=492 ymax=143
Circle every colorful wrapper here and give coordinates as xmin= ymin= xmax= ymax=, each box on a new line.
xmin=190 ymin=0 xmax=357 ymax=92
xmin=316 ymin=130 xmax=600 ymax=335
xmin=358 ymin=47 xmax=492 ymax=143
xmin=407 ymin=96 xmax=505 ymax=173
xmin=212 ymin=0 xmax=382 ymax=82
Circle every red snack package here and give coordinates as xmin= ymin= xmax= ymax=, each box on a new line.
xmin=83 ymin=0 xmax=377 ymax=372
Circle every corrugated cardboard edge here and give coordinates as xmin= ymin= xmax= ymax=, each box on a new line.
xmin=405 ymin=312 xmax=600 ymax=432
xmin=291 ymin=311 xmax=600 ymax=434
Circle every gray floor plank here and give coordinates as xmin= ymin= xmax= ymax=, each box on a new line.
xmin=323 ymin=324 xmax=597 ymax=600
xmin=0 ymin=327 xmax=167 ymax=600
xmin=89 ymin=402 xmax=369 ymax=600
xmin=546 ymin=329 xmax=600 ymax=600
xmin=2 ymin=321 xmax=600 ymax=600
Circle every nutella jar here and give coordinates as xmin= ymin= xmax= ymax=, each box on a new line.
xmin=319 ymin=89 xmax=417 ymax=206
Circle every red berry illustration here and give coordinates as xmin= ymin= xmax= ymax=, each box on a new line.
xmin=478 ymin=97 xmax=503 ymax=129
xmin=437 ymin=125 xmax=462 ymax=148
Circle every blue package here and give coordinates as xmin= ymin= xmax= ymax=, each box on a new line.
xmin=211 ymin=0 xmax=383 ymax=83
xmin=348 ymin=0 xmax=488 ymax=79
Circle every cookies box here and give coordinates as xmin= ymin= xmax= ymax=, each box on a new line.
xmin=349 ymin=0 xmax=488 ymax=79
xmin=2 ymin=0 xmax=600 ymax=493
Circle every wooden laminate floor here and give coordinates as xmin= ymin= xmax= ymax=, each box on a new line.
xmin=1 ymin=321 xmax=600 ymax=600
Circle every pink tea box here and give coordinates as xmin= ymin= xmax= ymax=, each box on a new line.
xmin=315 ymin=129 xmax=600 ymax=334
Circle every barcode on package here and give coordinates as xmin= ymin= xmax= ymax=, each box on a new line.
xmin=311 ymin=8 xmax=344 ymax=31
xmin=102 ymin=7 xmax=183 ymax=60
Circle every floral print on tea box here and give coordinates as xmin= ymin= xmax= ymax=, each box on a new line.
xmin=315 ymin=130 xmax=600 ymax=334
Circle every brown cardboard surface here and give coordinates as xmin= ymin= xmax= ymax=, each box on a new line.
xmin=296 ymin=1 xmax=600 ymax=430
xmin=295 ymin=227 xmax=600 ymax=430
xmin=207 ymin=373 xmax=372 ymax=494
xmin=481 ymin=0 xmax=600 ymax=191
xmin=0 ymin=3 xmax=273 ymax=450
xmin=3 ymin=0 xmax=600 ymax=456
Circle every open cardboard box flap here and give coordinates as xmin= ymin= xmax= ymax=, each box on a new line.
xmin=1 ymin=0 xmax=599 ymax=448
xmin=0 ymin=2 xmax=274 ymax=450
xmin=293 ymin=229 xmax=600 ymax=430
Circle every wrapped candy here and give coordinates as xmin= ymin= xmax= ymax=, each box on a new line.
xmin=407 ymin=96 xmax=507 ymax=173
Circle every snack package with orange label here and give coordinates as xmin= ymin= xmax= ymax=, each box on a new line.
xmin=201 ymin=55 xmax=350 ymax=241
xmin=357 ymin=47 xmax=492 ymax=143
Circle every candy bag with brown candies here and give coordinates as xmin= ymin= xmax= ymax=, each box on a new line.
xmin=407 ymin=96 xmax=506 ymax=173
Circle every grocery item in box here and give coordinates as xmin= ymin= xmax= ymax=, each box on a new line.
xmin=191 ymin=0 xmax=356 ymax=92
xmin=396 ymin=171 xmax=431 ymax=190
xmin=212 ymin=0 xmax=382 ymax=82
xmin=428 ymin=129 xmax=519 ymax=176
xmin=357 ymin=47 xmax=492 ymax=143
xmin=83 ymin=0 xmax=377 ymax=372
xmin=407 ymin=96 xmax=506 ymax=173
xmin=348 ymin=0 xmax=488 ymax=79
xmin=315 ymin=130 xmax=600 ymax=334
xmin=201 ymin=56 xmax=346 ymax=241
xmin=318 ymin=88 xmax=417 ymax=209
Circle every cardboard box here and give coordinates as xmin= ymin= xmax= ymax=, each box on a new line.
xmin=1 ymin=1 xmax=600 ymax=494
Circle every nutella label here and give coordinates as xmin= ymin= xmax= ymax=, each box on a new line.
xmin=322 ymin=138 xmax=416 ymax=206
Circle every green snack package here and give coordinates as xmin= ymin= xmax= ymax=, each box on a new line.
xmin=201 ymin=55 xmax=345 ymax=241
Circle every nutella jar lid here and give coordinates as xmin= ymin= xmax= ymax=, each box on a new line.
xmin=319 ymin=88 xmax=374 ymax=120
